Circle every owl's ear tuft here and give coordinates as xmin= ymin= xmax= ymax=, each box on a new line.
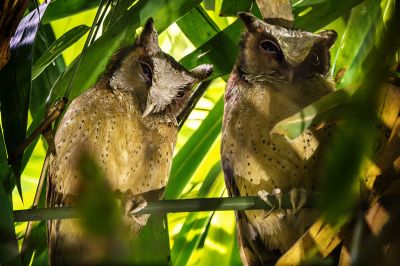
xmin=318 ymin=30 xmax=337 ymax=48
xmin=189 ymin=64 xmax=213 ymax=82
xmin=137 ymin=18 xmax=160 ymax=53
xmin=238 ymin=12 xmax=260 ymax=32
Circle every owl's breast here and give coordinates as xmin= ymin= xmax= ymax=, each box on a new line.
xmin=221 ymin=83 xmax=321 ymax=194
xmin=221 ymin=82 xmax=328 ymax=252
xmin=51 ymin=87 xmax=177 ymax=200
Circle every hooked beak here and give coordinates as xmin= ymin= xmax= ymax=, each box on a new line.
xmin=284 ymin=66 xmax=295 ymax=84
xmin=142 ymin=102 xmax=155 ymax=118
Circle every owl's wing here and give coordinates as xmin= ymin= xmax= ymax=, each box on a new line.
xmin=221 ymin=159 xmax=279 ymax=266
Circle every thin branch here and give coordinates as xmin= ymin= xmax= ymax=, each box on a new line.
xmin=8 ymin=98 xmax=67 ymax=163
xmin=177 ymin=80 xmax=212 ymax=129
xmin=63 ymin=0 xmax=108 ymax=99
xmin=13 ymin=194 xmax=320 ymax=222
xmin=20 ymin=151 xmax=49 ymax=260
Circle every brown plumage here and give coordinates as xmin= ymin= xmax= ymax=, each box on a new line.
xmin=221 ymin=12 xmax=337 ymax=265
xmin=46 ymin=18 xmax=212 ymax=265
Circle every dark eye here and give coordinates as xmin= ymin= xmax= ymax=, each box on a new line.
xmin=260 ymin=40 xmax=281 ymax=54
xmin=176 ymin=90 xmax=185 ymax=98
xmin=140 ymin=62 xmax=153 ymax=84
xmin=308 ymin=51 xmax=320 ymax=65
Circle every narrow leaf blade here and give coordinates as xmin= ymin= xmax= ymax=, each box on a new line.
xmin=32 ymin=25 xmax=89 ymax=80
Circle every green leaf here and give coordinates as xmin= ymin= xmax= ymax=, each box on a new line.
xmin=21 ymin=221 xmax=48 ymax=266
xmin=104 ymin=0 xmax=138 ymax=29
xmin=199 ymin=211 xmax=241 ymax=265
xmin=320 ymin=0 xmax=400 ymax=223
xmin=293 ymin=0 xmax=363 ymax=32
xmin=271 ymin=89 xmax=350 ymax=139
xmin=0 ymin=181 xmax=21 ymax=266
xmin=336 ymin=0 xmax=388 ymax=94
xmin=0 ymin=2 xmax=49 ymax=198
xmin=130 ymin=215 xmax=171 ymax=265
xmin=32 ymin=25 xmax=89 ymax=80
xmin=203 ymin=0 xmax=215 ymax=10
xmin=42 ymin=0 xmax=100 ymax=24
xmin=171 ymin=162 xmax=222 ymax=265
xmin=49 ymin=0 xmax=202 ymax=104
xmin=165 ymin=97 xmax=223 ymax=199
xmin=180 ymin=21 xmax=242 ymax=80
xmin=177 ymin=6 xmax=220 ymax=48
xmin=31 ymin=24 xmax=66 ymax=120
xmin=0 ymin=129 xmax=21 ymax=266
xmin=219 ymin=0 xmax=252 ymax=17
xmin=331 ymin=2 xmax=379 ymax=77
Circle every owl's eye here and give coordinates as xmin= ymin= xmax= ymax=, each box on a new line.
xmin=176 ymin=90 xmax=185 ymax=98
xmin=140 ymin=62 xmax=153 ymax=84
xmin=260 ymin=40 xmax=281 ymax=54
xmin=308 ymin=51 xmax=320 ymax=65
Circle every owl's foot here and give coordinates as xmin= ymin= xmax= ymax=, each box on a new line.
xmin=258 ymin=188 xmax=282 ymax=217
xmin=125 ymin=195 xmax=148 ymax=226
xmin=289 ymin=188 xmax=307 ymax=214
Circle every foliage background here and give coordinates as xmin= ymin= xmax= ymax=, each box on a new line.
xmin=0 ymin=0 xmax=399 ymax=265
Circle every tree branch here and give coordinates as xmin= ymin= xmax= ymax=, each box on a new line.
xmin=13 ymin=193 xmax=321 ymax=222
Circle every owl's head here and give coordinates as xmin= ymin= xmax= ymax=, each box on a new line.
xmin=237 ymin=12 xmax=337 ymax=84
xmin=107 ymin=18 xmax=213 ymax=118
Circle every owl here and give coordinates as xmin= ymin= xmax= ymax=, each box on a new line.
xmin=46 ymin=18 xmax=213 ymax=265
xmin=221 ymin=12 xmax=337 ymax=265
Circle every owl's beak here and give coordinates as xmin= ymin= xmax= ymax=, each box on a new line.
xmin=142 ymin=102 xmax=155 ymax=118
xmin=285 ymin=68 xmax=295 ymax=83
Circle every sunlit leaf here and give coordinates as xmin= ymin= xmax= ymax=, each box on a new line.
xmin=177 ymin=6 xmax=220 ymax=48
xmin=271 ymin=89 xmax=349 ymax=139
xmin=32 ymin=25 xmax=89 ymax=80
xmin=199 ymin=211 xmax=241 ymax=265
xmin=42 ymin=0 xmax=100 ymax=24
xmin=171 ymin=162 xmax=222 ymax=265
xmin=165 ymin=98 xmax=223 ymax=199
xmin=277 ymin=218 xmax=342 ymax=265
xmin=293 ymin=0 xmax=363 ymax=31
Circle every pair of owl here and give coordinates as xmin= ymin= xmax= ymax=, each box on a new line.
xmin=48 ymin=13 xmax=337 ymax=265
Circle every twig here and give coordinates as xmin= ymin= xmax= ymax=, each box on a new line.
xmin=8 ymin=97 xmax=67 ymax=163
xmin=13 ymin=194 xmax=320 ymax=222
xmin=20 ymin=152 xmax=49 ymax=261
xmin=177 ymin=80 xmax=212 ymax=129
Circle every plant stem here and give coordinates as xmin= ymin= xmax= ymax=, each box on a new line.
xmin=13 ymin=193 xmax=320 ymax=222
xmin=177 ymin=80 xmax=212 ymax=130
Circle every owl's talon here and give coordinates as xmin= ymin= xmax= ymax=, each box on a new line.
xmin=126 ymin=195 xmax=148 ymax=215
xmin=272 ymin=188 xmax=282 ymax=210
xmin=258 ymin=190 xmax=273 ymax=208
xmin=131 ymin=214 xmax=148 ymax=226
xmin=258 ymin=188 xmax=283 ymax=216
xmin=290 ymin=188 xmax=307 ymax=214
xmin=125 ymin=195 xmax=149 ymax=227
